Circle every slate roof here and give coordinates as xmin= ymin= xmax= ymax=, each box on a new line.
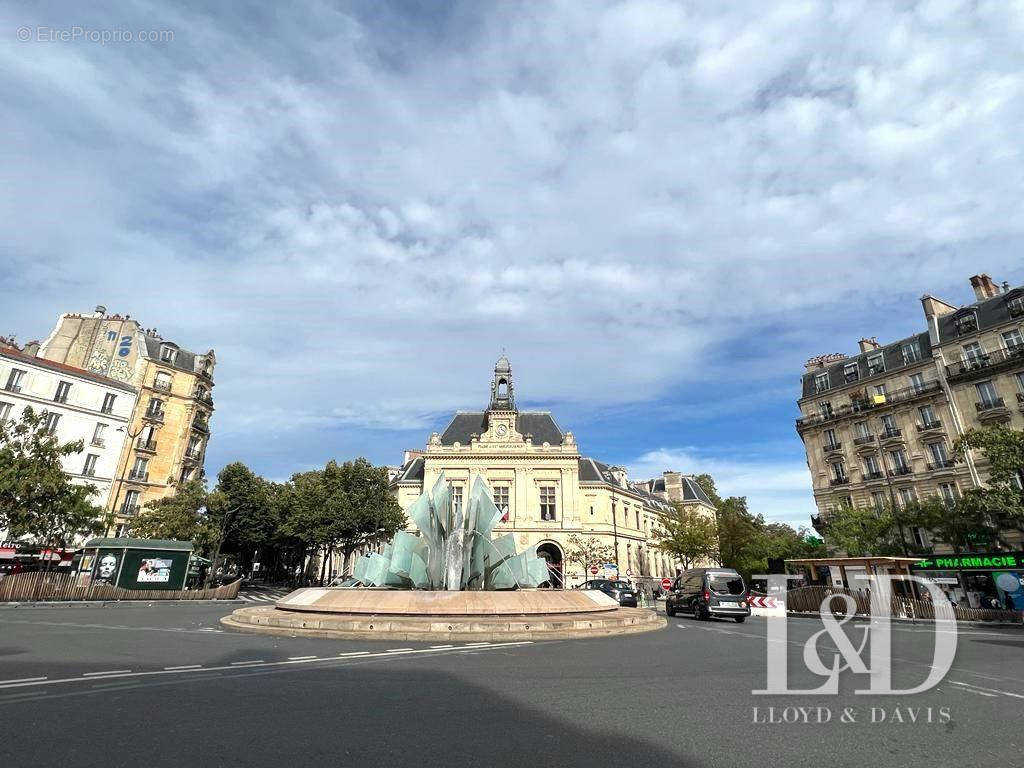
xmin=392 ymin=456 xmax=424 ymax=484
xmin=935 ymin=286 xmax=1023 ymax=344
xmin=634 ymin=475 xmax=714 ymax=507
xmin=799 ymin=331 xmax=933 ymax=400
xmin=439 ymin=411 xmax=564 ymax=446
xmin=579 ymin=457 xmax=675 ymax=512
xmin=143 ymin=336 xmax=200 ymax=375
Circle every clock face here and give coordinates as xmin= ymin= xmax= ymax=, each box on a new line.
xmin=496 ymin=424 xmax=508 ymax=436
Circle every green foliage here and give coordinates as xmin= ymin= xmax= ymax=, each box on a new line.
xmin=0 ymin=406 xmax=104 ymax=546
xmin=563 ymin=533 xmax=616 ymax=575
xmin=954 ymin=426 xmax=1024 ymax=534
xmin=130 ymin=479 xmax=217 ymax=551
xmin=652 ymin=502 xmax=719 ymax=570
xmin=821 ymin=503 xmax=903 ymax=557
xmin=216 ymin=462 xmax=279 ymax=552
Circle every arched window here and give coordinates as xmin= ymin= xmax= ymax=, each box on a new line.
xmin=497 ymin=378 xmax=508 ymax=398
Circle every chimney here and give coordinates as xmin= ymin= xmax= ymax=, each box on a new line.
xmin=22 ymin=341 xmax=40 ymax=356
xmin=94 ymin=305 xmax=106 ymax=317
xmin=857 ymin=337 xmax=881 ymax=353
xmin=1003 ymin=281 xmax=1011 ymax=294
xmin=969 ymin=274 xmax=1000 ymax=301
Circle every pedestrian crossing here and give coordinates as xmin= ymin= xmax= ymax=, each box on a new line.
xmin=237 ymin=588 xmax=292 ymax=603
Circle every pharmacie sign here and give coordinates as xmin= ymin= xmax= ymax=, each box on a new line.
xmin=911 ymin=552 xmax=1024 ymax=571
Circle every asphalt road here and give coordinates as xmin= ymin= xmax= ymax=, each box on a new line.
xmin=1 ymin=602 xmax=1022 ymax=768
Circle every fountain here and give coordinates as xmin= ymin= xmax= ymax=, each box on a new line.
xmin=222 ymin=475 xmax=664 ymax=641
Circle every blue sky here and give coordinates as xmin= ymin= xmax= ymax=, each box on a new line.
xmin=3 ymin=1 xmax=1024 ymax=529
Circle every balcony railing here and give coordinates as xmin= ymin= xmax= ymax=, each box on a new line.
xmin=184 ymin=449 xmax=201 ymax=461
xmin=128 ymin=469 xmax=149 ymax=481
xmin=143 ymin=409 xmax=165 ymax=423
xmin=152 ymin=380 xmax=172 ymax=392
xmin=917 ymin=420 xmax=943 ymax=432
xmin=927 ymin=459 xmax=955 ymax=470
xmin=4 ymin=383 xmax=22 ymax=393
xmin=829 ymin=477 xmax=850 ymax=486
xmin=863 ymin=470 xmax=884 ymax=481
xmin=90 ymin=437 xmax=105 ymax=448
xmin=120 ymin=504 xmax=139 ymax=517
xmin=881 ymin=428 xmax=903 ymax=440
xmin=853 ymin=434 xmax=876 ymax=446
xmin=82 ymin=468 xmax=96 ymax=477
xmin=136 ymin=438 xmax=157 ymax=452
xmin=976 ymin=398 xmax=1007 ymax=413
xmin=191 ymin=419 xmax=209 ymax=433
xmin=888 ymin=466 xmax=912 ymax=477
xmin=797 ymin=381 xmax=942 ymax=429
xmin=193 ymin=389 xmax=214 ymax=404
xmin=947 ymin=346 xmax=1024 ymax=381
xmin=822 ymin=442 xmax=843 ymax=453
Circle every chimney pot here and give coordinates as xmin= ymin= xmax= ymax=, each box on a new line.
xmin=94 ymin=305 xmax=106 ymax=317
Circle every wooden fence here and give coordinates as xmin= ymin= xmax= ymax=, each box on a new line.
xmin=786 ymin=585 xmax=1022 ymax=624
xmin=0 ymin=571 xmax=242 ymax=603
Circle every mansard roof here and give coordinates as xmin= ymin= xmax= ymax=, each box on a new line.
xmin=438 ymin=411 xmax=564 ymax=446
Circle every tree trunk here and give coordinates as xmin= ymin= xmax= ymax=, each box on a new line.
xmin=318 ymin=545 xmax=328 ymax=585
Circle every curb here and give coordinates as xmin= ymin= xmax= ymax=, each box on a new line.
xmin=0 ymin=599 xmax=245 ymax=609
xmin=785 ymin=610 xmax=1023 ymax=628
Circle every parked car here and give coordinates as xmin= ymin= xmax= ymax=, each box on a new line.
xmin=665 ymin=568 xmax=750 ymax=622
xmin=582 ymin=579 xmax=638 ymax=607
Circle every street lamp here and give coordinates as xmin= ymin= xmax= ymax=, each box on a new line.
xmin=108 ymin=424 xmax=146 ymax=537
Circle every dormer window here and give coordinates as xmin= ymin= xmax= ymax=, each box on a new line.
xmin=160 ymin=344 xmax=177 ymax=364
xmin=814 ymin=372 xmax=830 ymax=393
xmin=901 ymin=340 xmax=921 ymax=365
xmin=867 ymin=353 xmax=885 ymax=375
xmin=843 ymin=363 xmax=859 ymax=383
xmin=955 ymin=312 xmax=978 ymax=336
xmin=1006 ymin=290 xmax=1024 ymax=318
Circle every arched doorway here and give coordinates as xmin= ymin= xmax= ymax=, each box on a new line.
xmin=536 ymin=542 xmax=564 ymax=589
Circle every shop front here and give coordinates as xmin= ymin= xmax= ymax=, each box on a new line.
xmin=910 ymin=552 xmax=1024 ymax=610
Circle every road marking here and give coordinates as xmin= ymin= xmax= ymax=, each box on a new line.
xmin=950 ymin=680 xmax=1024 ymax=699
xmin=230 ymin=660 xmax=265 ymax=666
xmin=0 ymin=677 xmax=47 ymax=684
xmin=164 ymin=665 xmax=202 ymax=671
xmin=464 ymin=642 xmax=491 ymax=646
xmin=387 ymin=648 xmax=414 ymax=653
xmin=83 ymin=670 xmax=131 ymax=676
xmin=955 ymin=686 xmax=998 ymax=698
xmin=0 ymin=641 xmax=535 ymax=692
xmin=287 ymin=656 xmax=317 ymax=661
xmin=429 ymin=644 xmax=453 ymax=649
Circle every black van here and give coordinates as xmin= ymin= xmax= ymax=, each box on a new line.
xmin=665 ymin=568 xmax=750 ymax=622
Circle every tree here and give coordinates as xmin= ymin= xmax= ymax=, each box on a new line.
xmin=902 ymin=495 xmax=998 ymax=553
xmin=130 ymin=479 xmax=216 ymax=550
xmin=820 ymin=503 xmax=902 ymax=557
xmin=652 ymin=503 xmax=719 ymax=570
xmin=0 ymin=406 xmax=105 ymax=548
xmin=954 ymin=425 xmax=1024 ymax=538
xmin=215 ymin=462 xmax=279 ymax=569
xmin=563 ymin=533 xmax=616 ymax=580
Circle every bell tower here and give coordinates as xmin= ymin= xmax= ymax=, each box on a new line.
xmin=489 ymin=355 xmax=516 ymax=412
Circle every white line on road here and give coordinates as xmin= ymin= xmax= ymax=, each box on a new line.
xmin=230 ymin=660 xmax=265 ymax=666
xmin=0 ymin=677 xmax=47 ymax=684
xmin=464 ymin=642 xmax=491 ymax=646
xmin=82 ymin=670 xmax=131 ymax=676
xmin=164 ymin=665 xmax=202 ymax=671
xmin=429 ymin=644 xmax=453 ymax=649
xmin=950 ymin=681 xmax=1024 ymax=699
xmin=387 ymin=648 xmax=414 ymax=653
xmin=287 ymin=656 xmax=317 ymax=661
xmin=0 ymin=641 xmax=535 ymax=692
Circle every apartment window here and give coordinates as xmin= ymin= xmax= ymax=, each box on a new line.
xmin=938 ymin=483 xmax=958 ymax=503
xmin=0 ymin=401 xmax=12 ymax=422
xmin=54 ymin=380 xmax=71 ymax=403
xmin=159 ymin=344 xmax=177 ymax=364
xmin=954 ymin=313 xmax=978 ymax=335
xmin=867 ymin=353 xmax=885 ymax=375
xmin=911 ymin=527 xmax=928 ymax=548
xmin=844 ymin=363 xmax=859 ymax=383
xmin=1003 ymin=329 xmax=1023 ymax=351
xmin=823 ymin=428 xmax=838 ymax=449
xmin=181 ymin=467 xmax=195 ymax=483
xmin=42 ymin=412 xmax=61 ymax=434
xmin=1017 ymin=372 xmax=1024 ymax=394
xmin=154 ymin=372 xmax=172 ymax=391
xmin=919 ymin=404 xmax=937 ymax=427
xmin=830 ymin=462 xmax=847 ymax=482
xmin=928 ymin=441 xmax=949 ymax=466
xmin=131 ymin=457 xmax=149 ymax=481
xmin=871 ymin=491 xmax=887 ymax=512
xmin=864 ymin=455 xmax=881 ymax=475
xmin=908 ymin=373 xmax=925 ymax=393
xmin=82 ymin=454 xmax=98 ymax=477
xmin=122 ymin=489 xmax=141 ymax=514
xmin=92 ymin=423 xmax=107 ymax=446
xmin=854 ymin=421 xmax=870 ymax=439
xmin=187 ymin=436 xmax=201 ymax=457
xmin=101 ymin=393 xmax=116 ymax=414
xmin=539 ymin=485 xmax=557 ymax=521
xmin=902 ymin=341 xmax=922 ymax=364
xmin=450 ymin=484 xmax=463 ymax=517
xmin=818 ymin=401 xmax=833 ymax=419
xmin=975 ymin=380 xmax=999 ymax=408
xmin=888 ymin=449 xmax=909 ymax=472
xmin=881 ymin=414 xmax=897 ymax=435
xmin=872 ymin=383 xmax=888 ymax=400
xmin=146 ymin=397 xmax=164 ymax=417
xmin=814 ymin=372 xmax=830 ymax=393
xmin=493 ymin=485 xmax=510 ymax=522
xmin=635 ymin=509 xmax=641 ymax=530
xmin=1009 ymin=296 xmax=1024 ymax=318
xmin=5 ymin=368 xmax=25 ymax=392
xmin=897 ymin=487 xmax=916 ymax=508
xmin=962 ymin=342 xmax=985 ymax=366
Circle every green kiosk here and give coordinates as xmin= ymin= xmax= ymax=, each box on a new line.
xmin=78 ymin=538 xmax=193 ymax=590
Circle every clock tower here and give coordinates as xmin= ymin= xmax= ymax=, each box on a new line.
xmin=485 ymin=355 xmax=517 ymax=440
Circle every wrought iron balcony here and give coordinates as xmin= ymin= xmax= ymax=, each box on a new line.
xmin=184 ymin=449 xmax=201 ymax=462
xmin=4 ymin=383 xmax=22 ymax=393
xmin=82 ymin=468 xmax=96 ymax=477
xmin=881 ymin=428 xmax=903 ymax=440
xmin=854 ymin=434 xmax=876 ymax=446
xmin=90 ymin=437 xmax=105 ymax=448
xmin=191 ymin=418 xmax=209 ymax=434
xmin=829 ymin=477 xmax=850 ymax=486
xmin=927 ymin=459 xmax=955 ymax=471
xmin=120 ymin=504 xmax=139 ymax=517
xmin=976 ymin=398 xmax=1006 ymax=412
xmin=917 ymin=420 xmax=943 ymax=432
xmin=128 ymin=469 xmax=149 ymax=482
xmin=193 ymin=389 xmax=214 ymax=405
xmin=143 ymin=409 xmax=165 ymax=423
xmin=947 ymin=346 xmax=1024 ymax=382
xmin=796 ymin=380 xmax=942 ymax=430
xmin=888 ymin=466 xmax=912 ymax=477
xmin=822 ymin=442 xmax=843 ymax=453
xmin=811 ymin=514 xmax=825 ymax=533
xmin=152 ymin=380 xmax=172 ymax=392
xmin=863 ymin=470 xmax=884 ymax=481
xmin=136 ymin=438 xmax=157 ymax=453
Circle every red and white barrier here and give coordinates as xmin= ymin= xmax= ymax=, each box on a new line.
xmin=748 ymin=594 xmax=786 ymax=617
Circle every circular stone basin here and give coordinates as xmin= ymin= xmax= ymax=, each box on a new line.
xmin=274 ymin=587 xmax=621 ymax=616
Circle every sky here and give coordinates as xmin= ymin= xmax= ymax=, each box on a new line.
xmin=3 ymin=0 xmax=1023 ymax=529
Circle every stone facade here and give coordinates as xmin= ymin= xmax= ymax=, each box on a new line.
xmin=37 ymin=307 xmax=215 ymax=534
xmin=390 ymin=357 xmax=717 ymax=586
xmin=797 ymin=273 xmax=1024 ymax=551
xmin=0 ymin=339 xmax=137 ymax=526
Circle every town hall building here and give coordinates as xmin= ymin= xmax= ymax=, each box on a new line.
xmin=390 ymin=357 xmax=716 ymax=587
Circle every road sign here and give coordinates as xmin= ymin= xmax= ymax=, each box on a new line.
xmin=661 ymin=577 xmax=672 ymax=590
xmin=590 ymin=565 xmax=599 ymax=575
